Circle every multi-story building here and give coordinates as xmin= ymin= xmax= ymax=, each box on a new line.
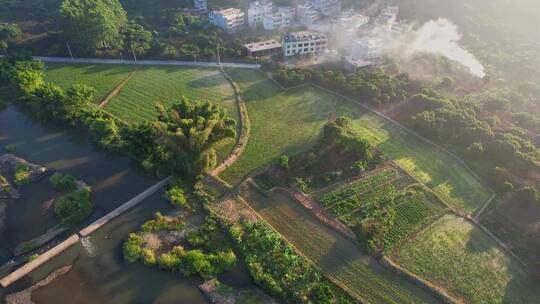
xmin=244 ymin=39 xmax=282 ymax=57
xmin=193 ymin=0 xmax=207 ymax=12
xmin=335 ymin=10 xmax=369 ymax=33
xmin=282 ymin=31 xmax=327 ymax=57
xmin=374 ymin=5 xmax=399 ymax=30
xmin=209 ymin=8 xmax=246 ymax=33
xmin=263 ymin=8 xmax=294 ymax=30
xmin=276 ymin=6 xmax=296 ymax=17
xmin=312 ymin=0 xmax=342 ymax=16
xmin=296 ymin=2 xmax=320 ymax=25
xmin=351 ymin=37 xmax=382 ymax=60
xmin=247 ymin=0 xmax=273 ymax=28
xmin=382 ymin=6 xmax=399 ymax=17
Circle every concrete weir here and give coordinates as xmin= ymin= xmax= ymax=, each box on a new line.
xmin=0 ymin=177 xmax=171 ymax=288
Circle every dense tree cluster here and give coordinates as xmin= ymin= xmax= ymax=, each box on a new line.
xmin=54 ymin=187 xmax=93 ymax=227
xmin=274 ymin=67 xmax=421 ymax=107
xmin=1 ymin=58 xmax=236 ymax=177
xmin=0 ymin=23 xmax=22 ymax=53
xmin=60 ymin=0 xmax=128 ymax=54
xmin=410 ymin=89 xmax=540 ymax=197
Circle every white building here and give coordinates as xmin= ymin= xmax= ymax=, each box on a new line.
xmin=263 ymin=12 xmax=293 ymax=30
xmin=344 ymin=56 xmax=374 ymax=72
xmin=382 ymin=6 xmax=399 ymax=16
xmin=261 ymin=7 xmax=294 ymax=30
xmin=312 ymin=0 xmax=342 ymax=16
xmin=373 ymin=5 xmax=399 ymax=31
xmin=335 ymin=10 xmax=369 ymax=33
xmin=194 ymin=0 xmax=207 ymax=12
xmin=248 ymin=0 xmax=273 ymax=28
xmin=283 ymin=31 xmax=327 ymax=57
xmin=297 ymin=2 xmax=320 ymax=25
xmin=351 ymin=37 xmax=382 ymax=60
xmin=209 ymin=8 xmax=246 ymax=33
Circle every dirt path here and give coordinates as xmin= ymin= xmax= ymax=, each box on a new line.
xmin=209 ymin=68 xmax=251 ymax=177
xmin=98 ymin=70 xmax=138 ymax=108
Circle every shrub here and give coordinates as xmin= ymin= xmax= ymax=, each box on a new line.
xmin=123 ymin=233 xmax=145 ymax=263
xmin=157 ymin=245 xmax=185 ymax=270
xmin=165 ymin=186 xmax=192 ymax=210
xmin=4 ymin=144 xmax=15 ymax=153
xmin=515 ymin=187 xmax=540 ymax=205
xmin=278 ymin=155 xmax=289 ymax=170
xmin=54 ymin=187 xmax=93 ymax=227
xmin=141 ymin=212 xmax=185 ymax=232
xmin=142 ymin=248 xmax=157 ymax=265
xmin=50 ymin=173 xmax=77 ymax=191
xmin=26 ymin=254 xmax=39 ymax=263
xmin=14 ymin=165 xmax=30 ymax=185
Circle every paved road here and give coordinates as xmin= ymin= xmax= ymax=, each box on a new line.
xmin=32 ymin=56 xmax=261 ymax=69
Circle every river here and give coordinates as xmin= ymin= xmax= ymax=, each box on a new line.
xmin=0 ymin=106 xmax=224 ymax=303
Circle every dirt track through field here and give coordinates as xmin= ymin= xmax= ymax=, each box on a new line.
xmin=98 ymin=70 xmax=138 ymax=108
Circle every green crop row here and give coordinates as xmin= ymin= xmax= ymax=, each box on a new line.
xmin=317 ymin=168 xmax=400 ymax=207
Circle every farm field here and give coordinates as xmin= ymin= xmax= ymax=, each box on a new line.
xmin=45 ymin=63 xmax=135 ymax=103
xmin=219 ymin=68 xmax=490 ymax=213
xmin=316 ymin=165 xmax=447 ymax=252
xmin=240 ymin=184 xmax=439 ymax=304
xmin=334 ymin=102 xmax=491 ymax=213
xmin=220 ymin=68 xmax=335 ymax=185
xmin=104 ymin=66 xmax=237 ymax=123
xmin=393 ymin=214 xmax=540 ymax=304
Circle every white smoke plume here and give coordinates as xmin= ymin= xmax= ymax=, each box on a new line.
xmin=401 ymin=18 xmax=486 ymax=78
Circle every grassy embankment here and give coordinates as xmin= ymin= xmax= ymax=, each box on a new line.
xmin=393 ymin=214 xmax=540 ymax=304
xmin=45 ymin=63 xmax=135 ymax=103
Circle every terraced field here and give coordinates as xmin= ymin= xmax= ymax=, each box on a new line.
xmin=220 ymin=69 xmax=335 ymax=185
xmin=335 ymin=102 xmax=491 ymax=213
xmin=393 ymin=214 xmax=540 ymax=304
xmin=104 ymin=66 xmax=236 ymax=123
xmin=316 ymin=166 xmax=447 ymax=252
xmin=241 ymin=185 xmax=439 ymax=304
xmin=45 ymin=63 xmax=134 ymax=103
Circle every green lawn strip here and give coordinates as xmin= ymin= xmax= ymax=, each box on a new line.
xmin=104 ymin=66 xmax=236 ymax=123
xmin=393 ymin=214 xmax=540 ymax=304
xmin=242 ymin=187 xmax=439 ymax=304
xmin=220 ymin=69 xmax=334 ymax=185
xmin=335 ymin=102 xmax=490 ymax=213
xmin=44 ymin=63 xmax=135 ymax=103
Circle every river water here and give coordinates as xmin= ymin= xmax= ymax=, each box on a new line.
xmin=0 ymin=106 xmax=220 ymax=303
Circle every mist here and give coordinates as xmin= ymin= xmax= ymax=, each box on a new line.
xmin=400 ymin=18 xmax=486 ymax=78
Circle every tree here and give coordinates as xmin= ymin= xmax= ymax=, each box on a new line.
xmin=466 ymin=142 xmax=484 ymax=158
xmin=122 ymin=21 xmax=152 ymax=56
xmin=0 ymin=23 xmax=22 ymax=41
xmin=54 ymin=187 xmax=93 ymax=227
xmin=278 ymin=155 xmax=289 ymax=170
xmin=153 ymin=98 xmax=236 ymax=174
xmin=59 ymin=0 xmax=127 ymax=54
xmin=50 ymin=173 xmax=77 ymax=191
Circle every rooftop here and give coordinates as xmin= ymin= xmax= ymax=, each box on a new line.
xmin=284 ymin=31 xmax=327 ymax=42
xmin=212 ymin=8 xmax=244 ymax=16
xmin=244 ymin=40 xmax=282 ymax=52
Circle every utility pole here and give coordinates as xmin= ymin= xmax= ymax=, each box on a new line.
xmin=66 ymin=42 xmax=74 ymax=60
xmin=216 ymin=47 xmax=221 ymax=67
xmin=130 ymin=43 xmax=137 ymax=63
xmin=120 ymin=52 xmax=123 ymax=62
